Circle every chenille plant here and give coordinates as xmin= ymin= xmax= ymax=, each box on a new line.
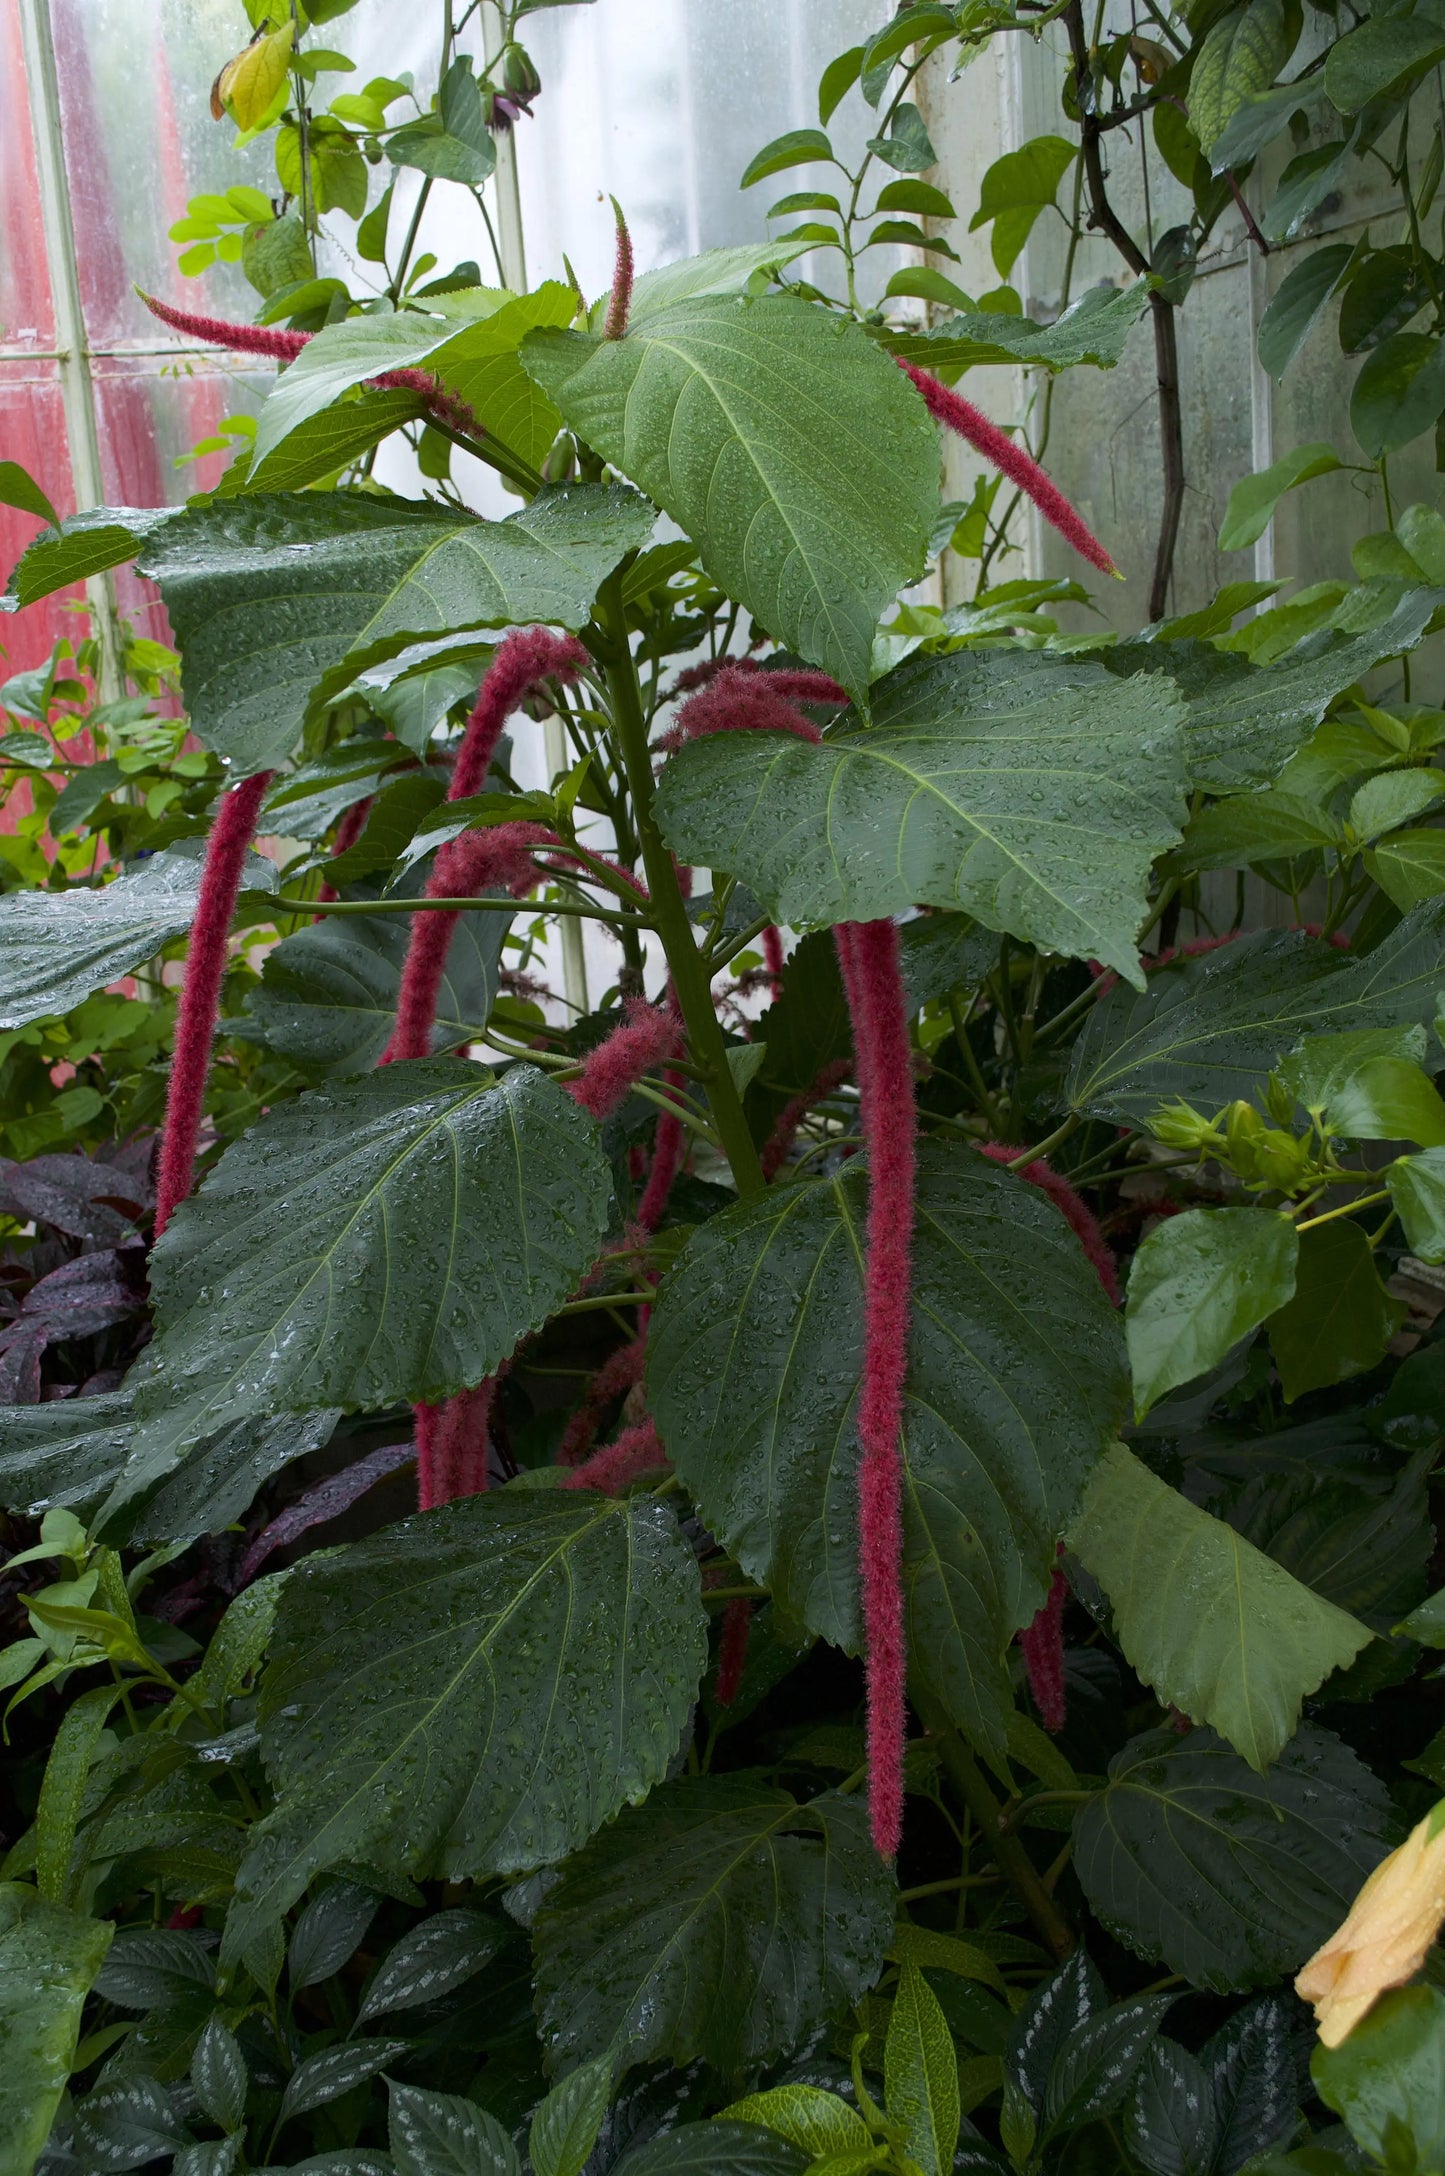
xmin=3 ymin=3 xmax=1445 ymax=2174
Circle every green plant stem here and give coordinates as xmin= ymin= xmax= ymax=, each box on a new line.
xmin=592 ymin=571 xmax=765 ymax=1196
xmin=1009 ymin=1114 xmax=1079 ymax=1169
xmin=1297 ymin=1189 xmax=1390 ymax=1232
xmin=279 ymin=892 xmax=652 ymax=928
xmin=557 ymin=1290 xmax=659 ymax=1315
xmin=919 ymin=1702 xmax=1075 ymax=1961
xmin=898 ymin=1873 xmax=1002 ymax=1901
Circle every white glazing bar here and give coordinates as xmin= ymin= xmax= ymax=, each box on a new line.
xmin=17 ymin=0 xmax=125 ymax=701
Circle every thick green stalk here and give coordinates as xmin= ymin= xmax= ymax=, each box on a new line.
xmin=918 ymin=1696 xmax=1075 ymax=1962
xmin=593 ymin=572 xmax=765 ymax=1197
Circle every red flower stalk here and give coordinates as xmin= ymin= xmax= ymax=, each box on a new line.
xmin=557 ymin=1335 xmax=647 ymax=1464
xmin=836 ymin=915 xmax=916 ymax=1859
xmin=760 ymin=1056 xmax=852 ymax=1182
xmin=637 ymin=1092 xmax=688 ymax=1232
xmin=977 ymin=1143 xmax=1119 ymax=1305
xmin=896 ymin=357 xmax=1119 ymax=579
xmin=416 ymin=1379 xmax=494 ymax=1509
xmin=316 ymin=793 xmax=373 ymax=905
xmin=153 ymin=768 xmax=274 ymax=1236
xmin=566 ymin=997 xmax=681 ymax=1122
xmin=449 ymin=627 xmax=590 ymax=803
xmin=714 ymin=1597 xmax=753 ymax=1707
xmin=140 ymin=289 xmax=308 ymax=360
xmin=603 ymin=197 xmax=634 ymax=342
xmin=660 ymin=664 xmax=826 ymax=754
xmin=1019 ymin=1563 xmax=1067 ymax=1733
xmin=382 ymin=822 xmax=554 ymax=1065
xmin=369 ymin=367 xmax=479 ymax=439
xmin=561 ymin=1416 xmax=668 ymax=1494
xmin=762 ymin=925 xmax=786 ymax=1001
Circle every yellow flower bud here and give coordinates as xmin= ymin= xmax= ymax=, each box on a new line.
xmin=1295 ymin=1806 xmax=1445 ymax=2047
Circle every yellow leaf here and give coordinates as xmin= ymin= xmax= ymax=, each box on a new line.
xmin=218 ymin=22 xmax=295 ymax=132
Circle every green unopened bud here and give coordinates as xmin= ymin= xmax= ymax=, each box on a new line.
xmin=1150 ymin=1100 xmax=1216 ymax=1150
xmin=1263 ymin=1071 xmax=1296 ymax=1128
xmin=501 ymin=41 xmax=541 ymax=101
xmin=1252 ymin=1130 xmax=1312 ymax=1192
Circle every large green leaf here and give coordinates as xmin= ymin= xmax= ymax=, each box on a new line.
xmin=1125 ymin=1208 xmax=1299 ymax=1417
xmin=1068 ymin=1444 xmax=1372 ymax=1771
xmin=1313 ymin=1986 xmax=1445 ymax=2173
xmin=878 ymin=280 xmax=1148 ymax=374
xmin=647 ymin=1143 xmax=1127 ymax=1758
xmin=0 ymin=1393 xmax=135 ymax=1515
xmin=119 ymin=1062 xmax=610 ymax=1503
xmin=1188 ymin=0 xmax=1294 ymax=159
xmin=0 ymin=850 xmax=219 ymax=1031
xmin=1068 ymin=903 xmax=1445 ymax=1123
xmin=1072 ymin=1724 xmax=1394 ymax=1992
xmin=615 ymin=2127 xmax=807 ymax=2176
xmin=249 ymin=285 xmax=577 ymax=473
xmin=532 ymin=1778 xmax=892 ymax=2076
xmin=136 ymin=486 xmax=654 ymax=773
xmin=1101 ymin=589 xmax=1442 ymax=792
xmin=243 ymin=899 xmax=507 ymax=1074
xmin=2 ymin=506 xmax=173 ymax=611
xmin=886 ymin=1959 xmax=961 ymax=2176
xmin=1325 ymin=16 xmax=1445 ymax=113
xmin=521 ymin=293 xmax=937 ymax=703
xmin=655 ymin=649 xmax=1185 ymax=984
xmin=0 ymin=1885 xmax=113 ymax=2176
xmin=1267 ymin=1220 xmax=1406 ymax=1401
xmin=227 ymin=1489 xmax=704 ymax=1956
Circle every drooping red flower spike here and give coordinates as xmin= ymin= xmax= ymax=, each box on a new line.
xmin=566 ymin=997 xmax=682 ymax=1123
xmin=558 ymin=1335 xmax=647 ymax=1465
xmin=714 ymin=1597 xmax=753 ymax=1707
xmin=1019 ymin=1561 xmax=1068 ymax=1733
xmin=138 ymin=293 xmax=481 ymax=438
xmin=896 ymin=357 xmax=1120 ymax=579
xmin=316 ymin=794 xmax=373 ymax=906
xmin=416 ymin=1379 xmax=494 ymax=1510
xmin=153 ymin=768 xmax=275 ymax=1237
xmin=603 ymin=196 xmax=634 ymax=341
xmin=760 ymin=1056 xmax=852 ymax=1182
xmin=977 ymin=1142 xmax=1120 ymax=1305
xmin=637 ymin=1094 xmax=688 ymax=1232
xmin=561 ymin=1416 xmax=668 ymax=1494
xmin=449 ymin=627 xmax=590 ymax=803
xmin=382 ymin=822 xmax=555 ymax=1065
xmin=659 ymin=664 xmax=828 ymax=754
xmin=834 ymin=914 xmax=916 ymax=1859
xmin=762 ymin=925 xmax=786 ymax=1001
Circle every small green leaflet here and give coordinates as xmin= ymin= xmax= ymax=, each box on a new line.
xmin=2 ymin=505 xmax=175 ymax=612
xmin=878 ymin=281 xmax=1148 ymax=374
xmin=885 ymin=1959 xmax=960 ymax=2176
xmin=0 ymin=1885 xmax=114 ymax=2176
xmin=1125 ymin=1208 xmax=1299 ymax=1417
xmin=656 ymin=648 xmax=1186 ymax=985
xmin=1068 ymin=1443 xmax=1372 ymax=1771
xmin=522 ymin=292 xmax=937 ymax=705
xmin=136 ymin=486 xmax=654 ymax=774
xmin=226 ymin=1490 xmax=704 ymax=1956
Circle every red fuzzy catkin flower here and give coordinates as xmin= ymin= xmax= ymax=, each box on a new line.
xmin=659 ymin=665 xmax=827 ymax=754
xmin=976 ymin=1142 xmax=1120 ymax=1306
xmin=153 ymin=768 xmax=274 ymax=1236
xmin=714 ymin=1597 xmax=753 ymax=1707
xmin=566 ymin=997 xmax=681 ymax=1122
xmin=561 ymin=1417 xmax=668 ymax=1494
xmin=835 ymin=915 xmax=916 ymax=1859
xmin=557 ymin=1335 xmax=647 ymax=1465
xmin=637 ymin=1094 xmax=688 ymax=1232
xmin=760 ymin=1056 xmax=853 ymax=1182
xmin=449 ymin=628 xmax=590 ymax=803
xmin=896 ymin=358 xmax=1119 ymax=580
xmin=416 ymin=1379 xmax=494 ymax=1509
xmin=1019 ymin=1563 xmax=1068 ymax=1733
xmin=603 ymin=197 xmax=634 ymax=341
xmin=382 ymin=823 xmax=554 ymax=1065
xmin=139 ymin=294 xmax=482 ymax=438
xmin=762 ymin=925 xmax=786 ymax=1001
xmin=316 ymin=793 xmax=373 ymax=906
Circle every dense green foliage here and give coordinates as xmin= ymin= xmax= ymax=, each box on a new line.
xmin=2 ymin=3 xmax=1445 ymax=2175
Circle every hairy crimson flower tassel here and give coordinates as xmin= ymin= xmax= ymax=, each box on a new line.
xmin=835 ymin=915 xmax=916 ymax=1858
xmin=382 ymin=823 xmax=554 ymax=1064
xmin=660 ymin=664 xmax=826 ymax=754
xmin=977 ymin=1143 xmax=1119 ymax=1305
xmin=139 ymin=290 xmax=308 ymax=360
xmin=603 ymin=197 xmax=634 ymax=341
xmin=1020 ymin=1564 xmax=1067 ymax=1733
xmin=714 ymin=1597 xmax=753 ymax=1707
xmin=417 ymin=1379 xmax=494 ymax=1507
xmin=557 ymin=1335 xmax=647 ymax=1464
xmin=450 ymin=628 xmax=590 ymax=803
xmin=760 ymin=1056 xmax=852 ymax=1182
xmin=153 ymin=769 xmax=274 ymax=1236
xmin=896 ymin=358 xmax=1119 ymax=579
xmin=561 ymin=1417 xmax=668 ymax=1494
xmin=566 ymin=998 xmax=682 ymax=1122
xmin=637 ymin=1096 xmax=688 ymax=1232
xmin=762 ymin=925 xmax=786 ymax=1001
xmin=316 ymin=794 xmax=373 ymax=905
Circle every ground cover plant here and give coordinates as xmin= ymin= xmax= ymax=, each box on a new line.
xmin=2 ymin=0 xmax=1445 ymax=2171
